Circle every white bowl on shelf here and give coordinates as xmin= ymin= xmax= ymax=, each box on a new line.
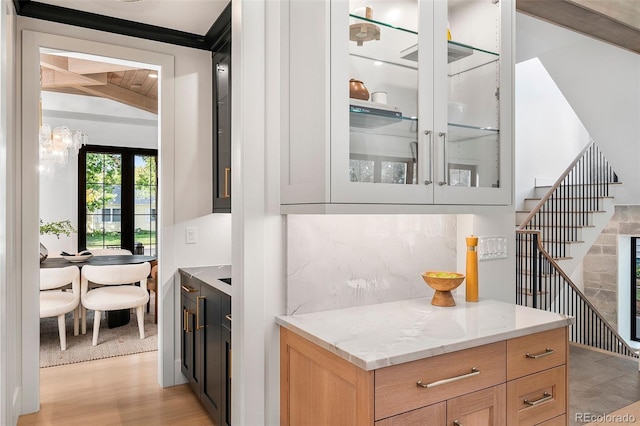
xmin=448 ymin=102 xmax=467 ymax=124
xmin=62 ymin=254 xmax=93 ymax=263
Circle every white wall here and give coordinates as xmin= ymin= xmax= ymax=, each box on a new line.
xmin=1 ymin=1 xmax=18 ymax=424
xmin=516 ymin=13 xmax=640 ymax=205
xmin=514 ymin=57 xmax=590 ymax=210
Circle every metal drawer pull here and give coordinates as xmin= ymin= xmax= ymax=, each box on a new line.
xmin=417 ymin=367 xmax=479 ymax=388
xmin=224 ymin=167 xmax=231 ymax=198
xmin=225 ymin=314 xmax=232 ymax=322
xmin=453 ymin=421 xmax=462 ymax=426
xmin=524 ymin=391 xmax=552 ymax=406
xmin=183 ymin=309 xmax=193 ymax=333
xmin=526 ymin=348 xmax=554 ymax=359
xmin=196 ymin=296 xmax=205 ymax=330
xmin=181 ymin=285 xmax=198 ymax=293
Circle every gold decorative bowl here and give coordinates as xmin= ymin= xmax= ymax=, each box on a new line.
xmin=422 ymin=271 xmax=465 ymax=307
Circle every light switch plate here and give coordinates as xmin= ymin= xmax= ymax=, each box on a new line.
xmin=478 ymin=236 xmax=507 ymax=261
xmin=185 ymin=227 xmax=197 ymax=244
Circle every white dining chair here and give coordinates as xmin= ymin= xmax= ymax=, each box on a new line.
xmin=90 ymin=248 xmax=133 ymax=256
xmin=80 ymin=262 xmax=150 ymax=346
xmin=40 ymin=265 xmax=81 ymax=351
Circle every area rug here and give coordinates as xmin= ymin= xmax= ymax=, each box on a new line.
xmin=585 ymin=400 xmax=640 ymax=424
xmin=40 ymin=310 xmax=157 ymax=368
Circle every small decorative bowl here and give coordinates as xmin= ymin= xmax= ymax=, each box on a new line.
xmin=62 ymin=254 xmax=93 ymax=263
xmin=422 ymin=271 xmax=465 ymax=307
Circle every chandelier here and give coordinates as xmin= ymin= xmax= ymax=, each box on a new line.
xmin=39 ymin=124 xmax=88 ymax=178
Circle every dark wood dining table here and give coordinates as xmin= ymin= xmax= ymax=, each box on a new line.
xmin=40 ymin=255 xmax=156 ymax=268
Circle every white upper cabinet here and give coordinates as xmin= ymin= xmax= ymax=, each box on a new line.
xmin=281 ymin=0 xmax=513 ymax=213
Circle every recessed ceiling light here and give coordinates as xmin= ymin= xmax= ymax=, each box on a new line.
xmin=148 ymin=73 xmax=158 ymax=79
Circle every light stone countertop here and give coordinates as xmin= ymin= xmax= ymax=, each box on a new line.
xmin=179 ymin=265 xmax=231 ymax=296
xmin=276 ymin=298 xmax=574 ymax=371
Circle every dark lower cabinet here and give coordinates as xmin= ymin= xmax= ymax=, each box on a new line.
xmin=180 ymin=271 xmax=231 ymax=425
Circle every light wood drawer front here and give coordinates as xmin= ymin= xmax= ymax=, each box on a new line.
xmin=537 ymin=414 xmax=566 ymax=425
xmin=507 ymin=365 xmax=566 ymax=426
xmin=447 ymin=384 xmax=507 ymax=426
xmin=374 ymin=402 xmax=446 ymax=426
xmin=507 ymin=328 xmax=566 ymax=380
xmin=375 ymin=342 xmax=506 ymax=420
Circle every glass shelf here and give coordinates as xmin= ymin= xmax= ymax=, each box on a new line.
xmin=448 ymin=123 xmax=499 ymax=143
xmin=349 ymin=109 xmax=498 ymax=143
xmin=349 ymin=14 xmax=499 ymax=75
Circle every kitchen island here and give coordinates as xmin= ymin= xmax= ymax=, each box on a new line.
xmin=277 ymin=298 xmax=574 ymax=425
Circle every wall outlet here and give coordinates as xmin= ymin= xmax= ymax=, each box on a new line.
xmin=185 ymin=227 xmax=197 ymax=244
xmin=478 ymin=236 xmax=507 ymax=261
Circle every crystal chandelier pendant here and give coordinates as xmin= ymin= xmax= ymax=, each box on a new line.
xmin=39 ymin=123 xmax=88 ymax=178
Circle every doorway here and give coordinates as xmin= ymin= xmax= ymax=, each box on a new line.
xmin=22 ymin=30 xmax=175 ymax=413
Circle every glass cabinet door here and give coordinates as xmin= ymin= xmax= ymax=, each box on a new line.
xmin=330 ymin=0 xmax=433 ymax=205
xmin=434 ymin=0 xmax=502 ymax=195
xmin=347 ymin=1 xmax=420 ymax=187
xmin=326 ymin=0 xmax=510 ymax=207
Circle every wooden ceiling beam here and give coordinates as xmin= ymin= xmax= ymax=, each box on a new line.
xmin=67 ymin=57 xmax=139 ymax=75
xmin=71 ymin=83 xmax=158 ymax=115
xmin=517 ymin=0 xmax=640 ymax=54
xmin=41 ymin=68 xmax=108 ymax=88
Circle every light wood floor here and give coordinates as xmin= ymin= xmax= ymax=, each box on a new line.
xmin=17 ymin=351 xmax=213 ymax=426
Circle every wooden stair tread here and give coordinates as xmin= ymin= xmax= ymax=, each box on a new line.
xmin=517 ymin=253 xmax=574 ymax=261
xmin=534 ymin=181 xmax=621 ymax=188
xmin=516 ymin=210 xmax=605 ymax=214
xmin=521 ymin=224 xmax=595 ymax=229
xmin=524 ymin=196 xmax=614 ymax=201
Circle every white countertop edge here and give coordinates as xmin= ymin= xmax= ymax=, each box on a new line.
xmin=276 ymin=304 xmax=574 ymax=371
xmin=179 ymin=265 xmax=232 ymax=296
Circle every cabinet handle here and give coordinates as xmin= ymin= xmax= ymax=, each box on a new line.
xmin=196 ymin=296 xmax=206 ymax=330
xmin=225 ymin=314 xmax=232 ymax=322
xmin=424 ymin=130 xmax=433 ymax=185
xmin=183 ymin=309 xmax=193 ymax=333
xmin=223 ymin=167 xmax=231 ymax=198
xmin=453 ymin=421 xmax=462 ymax=426
xmin=416 ymin=367 xmax=479 ymax=388
xmin=181 ymin=285 xmax=198 ymax=293
xmin=526 ymin=348 xmax=554 ymax=359
xmin=524 ymin=391 xmax=552 ymax=406
xmin=438 ymin=132 xmax=448 ymax=186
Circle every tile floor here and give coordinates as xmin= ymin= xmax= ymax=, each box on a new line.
xmin=570 ymin=344 xmax=640 ymax=425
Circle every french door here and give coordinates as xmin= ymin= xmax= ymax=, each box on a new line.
xmin=78 ymin=145 xmax=158 ymax=256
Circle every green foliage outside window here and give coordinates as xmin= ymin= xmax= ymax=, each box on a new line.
xmin=85 ymin=153 xmax=121 ymax=213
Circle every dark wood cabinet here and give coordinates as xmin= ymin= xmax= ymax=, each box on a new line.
xmin=180 ymin=271 xmax=231 ymax=425
xmin=212 ymin=22 xmax=232 ymax=213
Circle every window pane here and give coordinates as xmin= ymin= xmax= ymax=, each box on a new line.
xmin=135 ymin=155 xmax=157 ymax=186
xmin=85 ymin=152 xmax=122 ymax=250
xmin=450 ymin=169 xmax=471 ymax=187
xmin=381 ymin=161 xmax=407 ymax=184
xmin=349 ymin=159 xmax=374 ymax=183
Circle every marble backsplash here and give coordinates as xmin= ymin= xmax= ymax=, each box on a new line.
xmin=286 ymin=214 xmax=457 ymax=315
